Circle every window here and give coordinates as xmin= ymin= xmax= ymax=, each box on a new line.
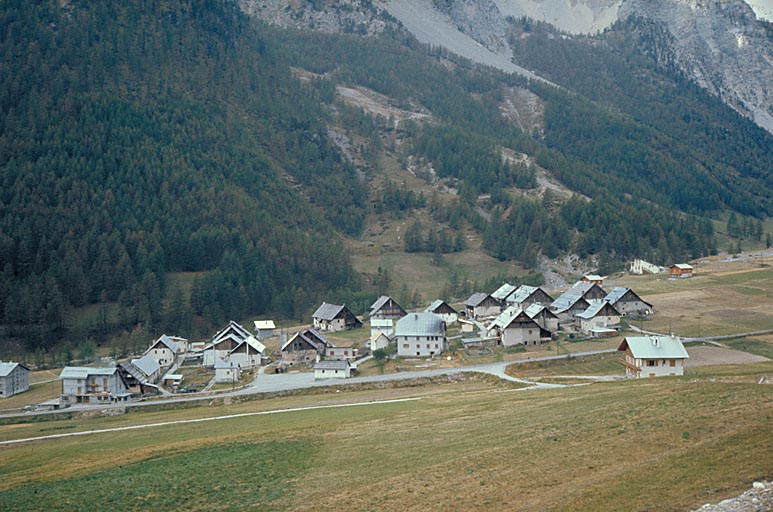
xmin=647 ymin=360 xmax=656 ymax=367
xmin=669 ymin=360 xmax=676 ymax=367
xmin=403 ymin=344 xmax=409 ymax=348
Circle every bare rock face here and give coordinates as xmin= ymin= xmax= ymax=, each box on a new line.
xmin=238 ymin=0 xmax=389 ymax=35
xmin=619 ymin=0 xmax=773 ymax=133
xmin=433 ymin=0 xmax=511 ymax=54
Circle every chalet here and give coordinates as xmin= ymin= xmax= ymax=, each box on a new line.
xmin=60 ymin=366 xmax=131 ymax=405
xmin=314 ymin=359 xmax=352 ymax=380
xmin=550 ymin=282 xmax=607 ymax=323
xmin=326 ymin=345 xmax=356 ymax=361
xmin=582 ymin=274 xmax=604 ymax=285
xmin=425 ymin=299 xmax=459 ymax=324
xmin=212 ymin=320 xmax=252 ymax=344
xmin=604 ymin=287 xmax=653 ymax=316
xmin=396 ymin=313 xmax=447 ymax=357
xmin=145 ymin=334 xmax=188 ymax=367
xmin=253 ymin=320 xmax=276 ymax=339
xmin=281 ymin=328 xmax=334 ymax=364
xmin=214 ymin=359 xmax=241 ymax=384
xmin=576 ymin=301 xmax=621 ymax=336
xmin=370 ymin=318 xmax=395 ymax=339
xmin=506 ymin=285 xmax=554 ymax=308
xmin=491 ymin=283 xmax=518 ymax=305
xmin=369 ymin=296 xmax=407 ymax=320
xmin=670 ymin=263 xmax=694 ymax=278
xmin=618 ymin=335 xmax=689 ymax=378
xmin=523 ymin=304 xmax=559 ymax=334
xmin=229 ymin=336 xmax=266 ymax=369
xmin=203 ymin=332 xmax=244 ymax=367
xmin=499 ymin=310 xmax=551 ymax=346
xmin=465 ymin=292 xmax=500 ymax=319
xmin=370 ymin=332 xmax=393 ymax=352
xmin=0 ymin=362 xmax=29 ymax=398
xmin=312 ymin=303 xmax=363 ymax=332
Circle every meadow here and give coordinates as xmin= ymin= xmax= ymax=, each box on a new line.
xmin=1 ymin=363 xmax=771 ymax=511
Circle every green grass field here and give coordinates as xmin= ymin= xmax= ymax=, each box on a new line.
xmin=1 ymin=364 xmax=771 ymax=511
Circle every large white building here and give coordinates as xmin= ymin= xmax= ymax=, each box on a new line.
xmin=0 ymin=362 xmax=29 ymax=398
xmin=60 ymin=366 xmax=131 ymax=405
xmin=395 ymin=313 xmax=447 ymax=357
xmin=618 ymin=336 xmax=689 ymax=378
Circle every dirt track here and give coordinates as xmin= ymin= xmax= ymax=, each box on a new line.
xmin=685 ymin=346 xmax=769 ymax=368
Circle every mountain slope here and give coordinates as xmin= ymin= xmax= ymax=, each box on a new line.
xmin=0 ymin=0 xmax=364 ymax=347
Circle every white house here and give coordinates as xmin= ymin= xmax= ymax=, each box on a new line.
xmin=464 ymin=292 xmax=500 ymax=319
xmin=253 ymin=320 xmax=276 ymax=339
xmin=424 ymin=299 xmax=458 ymax=324
xmin=370 ymin=332 xmax=393 ymax=352
xmin=214 ymin=359 xmax=241 ymax=384
xmin=145 ymin=334 xmax=188 ymax=367
xmin=314 ymin=359 xmax=352 ymax=379
xmin=370 ymin=318 xmax=395 ymax=339
xmin=618 ymin=335 xmax=689 ymax=378
xmin=576 ymin=301 xmax=621 ymax=335
xmin=203 ymin=333 xmax=244 ymax=367
xmin=499 ymin=310 xmax=551 ymax=347
xmin=0 ymin=362 xmax=30 ymax=398
xmin=229 ymin=335 xmax=266 ymax=369
xmin=60 ymin=366 xmax=131 ymax=405
xmin=326 ymin=345 xmax=356 ymax=361
xmin=396 ymin=313 xmax=447 ymax=357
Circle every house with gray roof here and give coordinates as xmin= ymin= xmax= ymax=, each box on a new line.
xmin=618 ymin=335 xmax=689 ymax=378
xmin=524 ymin=304 xmax=559 ymax=334
xmin=253 ymin=320 xmax=276 ymax=339
xmin=604 ymin=287 xmax=653 ymax=316
xmin=369 ymin=296 xmax=407 ymax=320
xmin=576 ymin=301 xmax=621 ymax=336
xmin=130 ymin=354 xmax=161 ymax=383
xmin=425 ymin=299 xmax=458 ymax=324
xmin=281 ymin=328 xmax=335 ymax=365
xmin=497 ymin=310 xmax=551 ymax=347
xmin=314 ymin=359 xmax=352 ymax=379
xmin=214 ymin=359 xmax=241 ymax=384
xmin=396 ymin=313 xmax=447 ymax=357
xmin=0 ymin=361 xmax=29 ymax=398
xmin=145 ymin=334 xmax=188 ymax=367
xmin=506 ymin=285 xmax=554 ymax=308
xmin=465 ymin=292 xmax=500 ymax=319
xmin=203 ymin=332 xmax=245 ymax=367
xmin=60 ymin=366 xmax=131 ymax=405
xmin=312 ymin=302 xmax=363 ymax=332
xmin=229 ymin=335 xmax=266 ymax=369
xmin=491 ymin=283 xmax=518 ymax=304
xmin=550 ymin=282 xmax=607 ymax=323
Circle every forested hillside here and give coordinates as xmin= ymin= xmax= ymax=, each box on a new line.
xmin=0 ymin=0 xmax=770 ymax=356
xmin=0 ymin=0 xmax=365 ymax=350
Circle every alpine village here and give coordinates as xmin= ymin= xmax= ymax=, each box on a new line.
xmin=1 ymin=1 xmax=772 ymax=511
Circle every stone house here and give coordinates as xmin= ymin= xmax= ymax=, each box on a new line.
xmin=312 ymin=303 xmax=363 ymax=332
xmin=396 ymin=313 xmax=447 ymax=357
xmin=0 ymin=362 xmax=29 ymax=398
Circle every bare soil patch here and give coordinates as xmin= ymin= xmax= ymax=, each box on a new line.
xmin=685 ymin=346 xmax=769 ymax=368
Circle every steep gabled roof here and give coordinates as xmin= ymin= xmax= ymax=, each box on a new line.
xmin=551 ymin=282 xmax=605 ymax=313
xmin=230 ymin=335 xmax=266 ymax=355
xmin=576 ymin=301 xmax=620 ymax=320
xmin=524 ymin=303 xmax=557 ymax=320
xmin=489 ymin=306 xmax=521 ymax=330
xmin=619 ymin=336 xmax=689 ymax=360
xmin=491 ymin=283 xmax=517 ymax=302
xmin=465 ymin=292 xmax=493 ymax=308
xmin=281 ymin=328 xmax=334 ymax=352
xmin=131 ymin=354 xmax=161 ymax=377
xmin=146 ymin=334 xmax=182 ymax=354
xmin=0 ymin=362 xmax=28 ymax=377
xmin=212 ymin=320 xmax=252 ymax=344
xmin=425 ymin=299 xmax=458 ymax=315
xmin=313 ymin=302 xmax=346 ymax=321
xmin=605 ymin=287 xmax=653 ymax=308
